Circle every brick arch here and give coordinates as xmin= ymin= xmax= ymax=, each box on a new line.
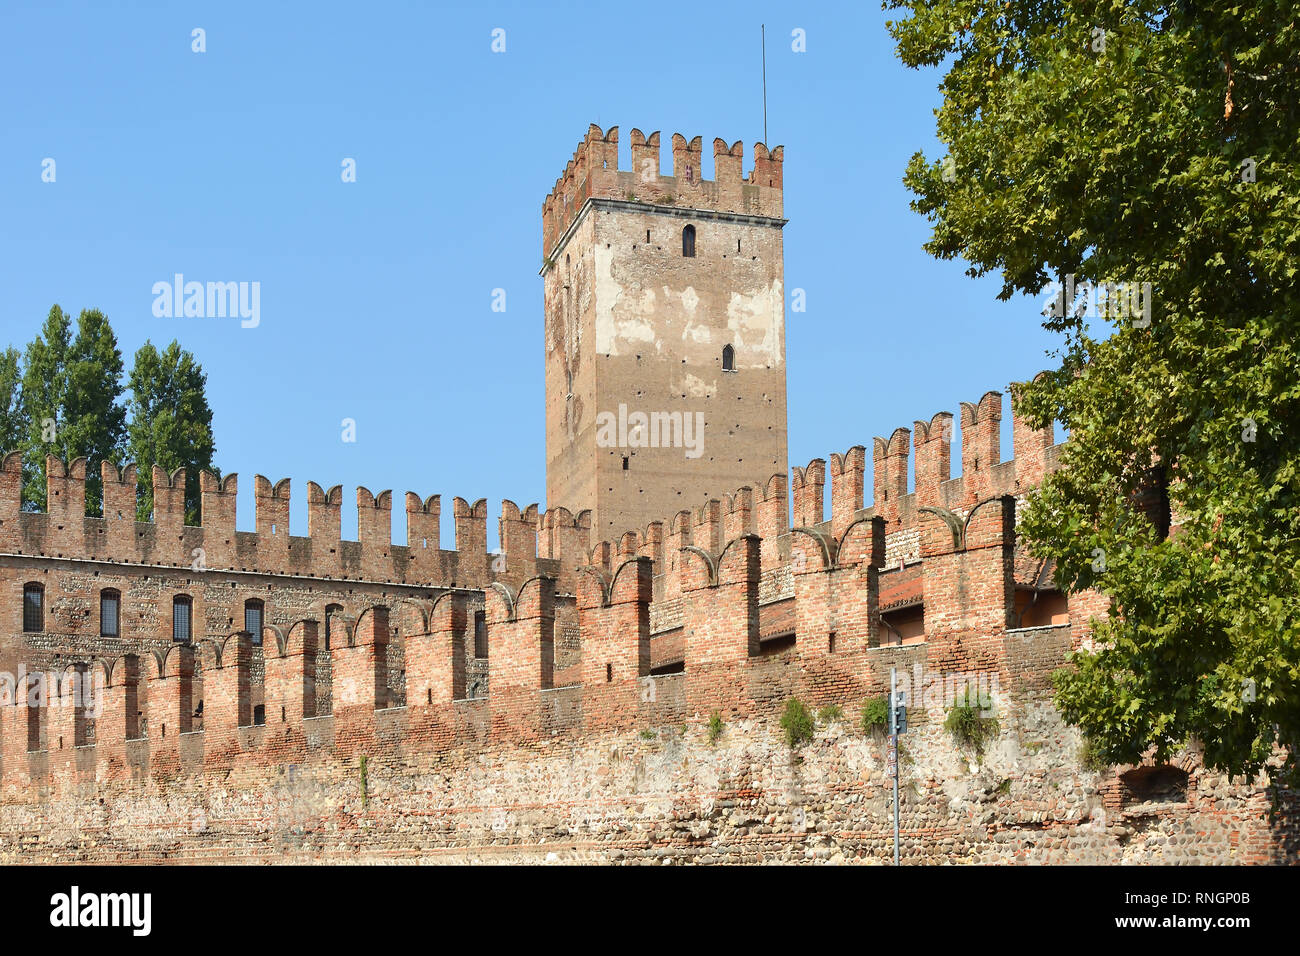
xmin=282 ymin=618 xmax=322 ymax=658
xmin=394 ymin=597 xmax=432 ymax=637
xmin=259 ymin=622 xmax=288 ymax=658
xmin=679 ymin=545 xmax=717 ymax=585
xmin=789 ymin=526 xmax=835 ymax=572
xmin=576 ymin=565 xmax=612 ymax=608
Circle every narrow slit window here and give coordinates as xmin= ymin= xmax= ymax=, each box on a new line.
xmin=722 ymin=344 xmax=735 ymax=372
xmin=682 ymin=224 xmax=696 ymax=257
xmin=172 ymin=595 xmax=192 ymax=642
xmin=23 ymin=583 xmax=44 ymax=633
xmin=245 ymin=599 xmax=264 ymax=645
xmin=100 ymin=589 xmax=120 ymax=638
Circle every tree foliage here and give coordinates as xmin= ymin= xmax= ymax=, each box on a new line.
xmin=21 ymin=306 xmax=127 ymax=512
xmin=885 ymin=0 xmax=1300 ymax=779
xmin=127 ymin=340 xmax=217 ymax=524
xmin=0 ymin=347 xmax=24 ymax=455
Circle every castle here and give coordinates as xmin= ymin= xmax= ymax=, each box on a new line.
xmin=0 ymin=125 xmax=1293 ymax=864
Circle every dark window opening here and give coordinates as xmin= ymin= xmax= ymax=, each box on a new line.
xmin=606 ymin=663 xmax=613 ymax=682
xmin=759 ymin=633 xmax=797 ymax=657
xmin=722 ymin=344 xmax=735 ymax=372
xmin=828 ymin=631 xmax=837 ymax=654
xmin=100 ymin=589 xmax=120 ymax=638
xmin=245 ymin=599 xmax=264 ymax=644
xmin=172 ymin=595 xmax=192 ymax=642
xmin=682 ymin=224 xmax=696 ymax=257
xmin=252 ymin=704 xmax=265 ymax=726
xmin=622 ymin=456 xmax=629 ymax=471
xmin=1121 ymin=765 xmax=1189 ymax=806
xmin=23 ymin=583 xmax=44 ymax=633
xmin=474 ymin=610 xmax=488 ymax=658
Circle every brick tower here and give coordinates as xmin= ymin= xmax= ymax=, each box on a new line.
xmin=542 ymin=124 xmax=789 ymax=541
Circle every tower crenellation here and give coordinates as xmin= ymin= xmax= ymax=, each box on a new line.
xmin=542 ymin=124 xmax=784 ymax=261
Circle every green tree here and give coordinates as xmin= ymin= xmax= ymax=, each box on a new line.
xmin=127 ymin=340 xmax=217 ymax=524
xmin=0 ymin=347 xmax=24 ymax=455
xmin=885 ymin=1 xmax=1299 ymax=780
xmin=21 ymin=305 xmax=128 ymax=512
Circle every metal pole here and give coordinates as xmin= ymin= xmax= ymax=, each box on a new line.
xmin=761 ymin=24 xmax=768 ymax=145
xmin=891 ymin=666 xmax=900 ymax=866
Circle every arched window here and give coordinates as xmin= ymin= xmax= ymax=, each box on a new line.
xmin=682 ymin=224 xmax=696 ymax=257
xmin=325 ymin=603 xmax=343 ymax=651
xmin=722 ymin=344 xmax=735 ymax=372
xmin=244 ymin=599 xmax=264 ymax=645
xmin=22 ymin=583 xmax=44 ymax=633
xmin=100 ymin=589 xmax=120 ymax=638
xmin=172 ymin=595 xmax=192 ymax=642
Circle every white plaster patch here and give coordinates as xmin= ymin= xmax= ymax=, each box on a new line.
xmin=679 ymin=286 xmax=699 ymax=314
xmin=593 ymin=244 xmax=624 ymax=354
xmin=683 ymin=372 xmax=716 ymax=398
xmin=726 ymin=279 xmax=784 ymax=367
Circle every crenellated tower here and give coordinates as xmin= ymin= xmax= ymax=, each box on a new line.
xmin=542 ymin=124 xmax=789 ymax=541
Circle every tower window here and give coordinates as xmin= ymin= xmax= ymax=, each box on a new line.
xmin=622 ymin=456 xmax=629 ymax=471
xmin=100 ymin=589 xmax=120 ymax=638
xmin=23 ymin=583 xmax=44 ymax=633
xmin=682 ymin=224 xmax=696 ymax=257
xmin=722 ymin=344 xmax=736 ymax=372
xmin=245 ymin=599 xmax=264 ymax=645
xmin=474 ymin=610 xmax=488 ymax=658
xmin=173 ymin=595 xmax=192 ymax=642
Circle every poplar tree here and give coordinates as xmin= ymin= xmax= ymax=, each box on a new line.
xmin=0 ymin=347 xmax=24 ymax=456
xmin=885 ymin=1 xmax=1299 ymax=779
xmin=127 ymin=340 xmax=218 ymax=525
xmin=21 ymin=306 xmax=127 ymax=512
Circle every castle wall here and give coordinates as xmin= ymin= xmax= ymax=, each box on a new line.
xmin=0 ymin=454 xmax=1293 ymax=863
xmin=0 ymin=382 xmax=1289 ymax=865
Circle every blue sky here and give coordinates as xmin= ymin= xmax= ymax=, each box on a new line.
xmin=0 ymin=0 xmax=1058 ymax=547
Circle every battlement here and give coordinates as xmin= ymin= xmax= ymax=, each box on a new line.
xmin=575 ymin=381 xmax=1063 ymax=598
xmin=542 ymin=124 xmax=784 ymax=259
xmin=0 ymin=381 xmax=1060 ymax=604
xmin=0 ymin=453 xmax=563 ymax=592
xmin=1 ymin=488 xmax=1100 ymax=798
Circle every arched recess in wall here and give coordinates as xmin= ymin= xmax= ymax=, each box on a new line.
xmin=682 ymin=224 xmax=696 ymax=257
xmin=324 ymin=604 xmax=343 ymax=650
